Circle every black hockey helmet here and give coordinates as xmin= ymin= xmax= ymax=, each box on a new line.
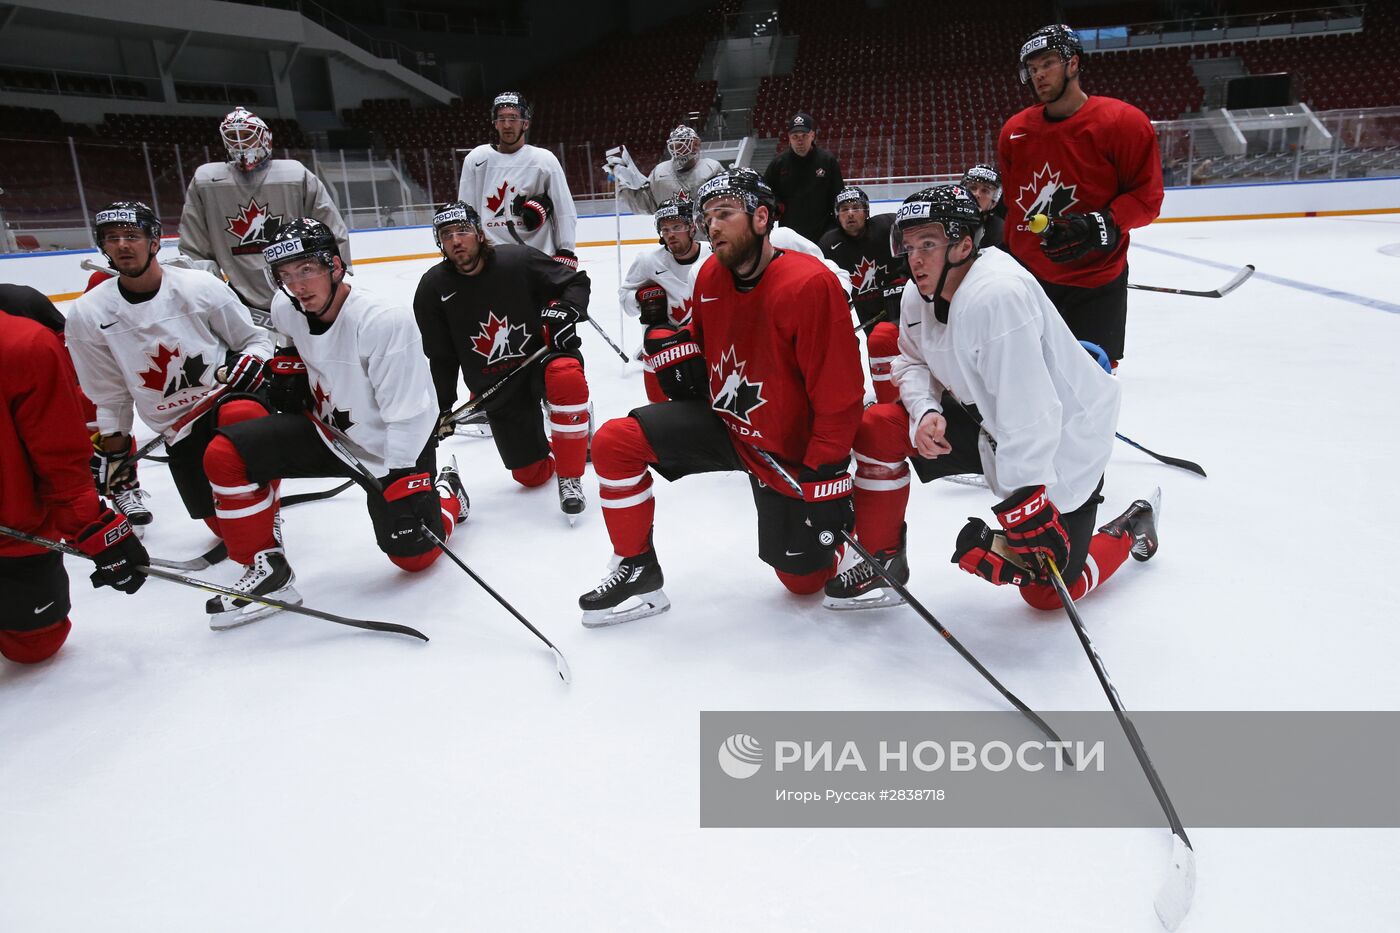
xmin=696 ymin=168 xmax=778 ymax=221
xmin=834 ymin=185 xmax=870 ymax=214
xmin=890 ymin=185 xmax=984 ymax=254
xmin=93 ymin=200 xmax=161 ymax=245
xmin=960 ymin=164 xmax=1003 ymax=208
xmin=491 ymin=91 xmax=531 ymax=122
xmin=654 ymin=196 xmax=696 ymax=237
xmin=263 ymin=217 xmax=340 ymax=271
xmin=1018 ymin=24 xmax=1085 ymax=84
xmin=432 ymin=201 xmax=482 ymax=255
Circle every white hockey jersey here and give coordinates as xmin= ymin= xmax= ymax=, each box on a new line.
xmin=619 ymin=243 xmax=712 ymax=326
xmin=457 ymin=144 xmax=577 ymax=255
xmin=179 ymin=159 xmax=351 ymax=312
xmin=771 ymin=226 xmax=852 ymax=297
xmin=272 ymin=284 xmax=437 ymax=476
xmin=892 ymin=248 xmax=1120 ymax=512
xmin=618 ymin=156 xmax=725 ymax=215
xmin=66 ymin=265 xmax=272 ymax=438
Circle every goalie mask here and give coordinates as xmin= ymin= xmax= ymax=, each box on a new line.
xmin=221 ymin=107 xmax=273 ymax=173
xmin=263 ymin=218 xmax=343 ymax=318
xmin=665 ymin=125 xmax=701 ymax=171
xmin=93 ymin=200 xmax=162 ymax=278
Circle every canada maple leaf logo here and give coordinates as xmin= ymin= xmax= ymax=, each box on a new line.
xmin=469 ymin=312 xmax=529 ymax=363
xmin=137 ymin=345 xmax=210 ymax=398
xmin=485 ymin=181 xmax=513 ymax=216
xmin=311 ymin=381 xmax=354 ymax=434
xmin=1015 ymin=163 xmax=1078 ymax=222
xmin=850 ymin=256 xmax=883 ymax=295
xmin=225 ymin=197 xmax=284 ymax=248
xmin=672 ymin=295 xmax=695 ymax=326
xmin=710 ymin=346 xmax=767 ymax=425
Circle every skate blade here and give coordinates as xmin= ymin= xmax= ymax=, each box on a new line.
xmin=209 ymin=585 xmax=302 ymax=631
xmin=581 ymin=589 xmax=670 ymax=628
xmin=453 ymin=424 xmax=492 ymax=438
xmin=822 ymin=589 xmax=907 ymax=611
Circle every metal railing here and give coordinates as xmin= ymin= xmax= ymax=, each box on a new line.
xmin=1079 ymin=3 xmax=1365 ymax=51
xmin=226 ymin=0 xmax=441 ymax=81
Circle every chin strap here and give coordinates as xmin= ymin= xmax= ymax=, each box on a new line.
xmin=109 ymin=244 xmax=160 ymax=279
xmin=918 ymin=241 xmax=977 ymax=324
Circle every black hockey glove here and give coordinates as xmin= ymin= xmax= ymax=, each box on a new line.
xmin=378 ymin=470 xmax=443 ymax=556
xmin=636 ymin=282 xmax=669 ymax=327
xmin=541 ymin=300 xmax=584 ymax=353
xmin=993 ymin=485 xmax=1070 ymax=576
xmin=222 ymin=351 xmax=267 ymax=393
xmin=643 ymin=325 xmax=707 ymax=401
xmin=952 ymin=518 xmax=1034 ymax=587
xmin=265 ymin=348 xmax=312 ymax=413
xmin=75 ymin=507 xmax=149 ymax=594
xmin=552 ymin=249 xmax=578 ymax=270
xmin=1040 ymin=211 xmax=1119 ymax=264
xmin=512 ymin=192 xmax=554 ymax=232
xmin=90 ymin=437 xmax=136 ymax=495
xmin=794 ymin=462 xmax=855 ymax=555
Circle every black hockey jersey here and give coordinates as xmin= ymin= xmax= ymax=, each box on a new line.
xmin=819 ymin=213 xmax=907 ymax=330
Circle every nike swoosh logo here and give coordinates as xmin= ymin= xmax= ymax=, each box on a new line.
xmin=654 ymin=270 xmax=668 ymax=277
xmin=1009 ymin=132 xmax=1028 ymax=139
xmin=99 ymin=321 xmax=117 ymax=329
xmin=474 ymin=160 xmax=486 ymax=166
xmin=700 ymin=295 xmax=718 ymax=302
xmin=34 ymin=601 xmax=55 ymax=614
xmin=441 ymin=292 xmax=457 ymax=302
xmin=784 ymin=550 xmax=805 ymax=557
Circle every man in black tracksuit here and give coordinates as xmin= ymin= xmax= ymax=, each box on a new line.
xmin=762 ymin=112 xmax=845 ymax=243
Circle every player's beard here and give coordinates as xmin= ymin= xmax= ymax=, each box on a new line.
xmin=839 ymin=213 xmax=866 ymax=237
xmin=448 ymin=239 xmax=484 ymax=275
xmin=712 ymin=221 xmax=761 ymax=274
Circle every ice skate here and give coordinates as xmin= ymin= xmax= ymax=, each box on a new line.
xmin=579 ymin=549 xmax=669 ymax=627
xmin=1098 ymin=487 xmax=1161 ymax=562
xmin=436 ymin=455 xmax=471 ymax=523
xmin=557 ymin=475 xmax=585 ymax=525
xmin=453 ymin=407 xmax=492 ymax=438
xmin=110 ymin=481 xmax=152 ymax=537
xmin=823 ymin=534 xmax=909 ymax=611
xmin=206 ymin=548 xmax=301 ymax=630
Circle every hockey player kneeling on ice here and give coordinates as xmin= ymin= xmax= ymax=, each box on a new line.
xmin=200 ymin=220 xmax=469 ymax=630
xmin=414 ymin=202 xmax=593 ymax=524
xmin=578 ymin=169 xmax=865 ymax=627
xmin=827 ymin=185 xmax=1159 ymax=613
xmin=66 ymin=201 xmax=274 ymax=547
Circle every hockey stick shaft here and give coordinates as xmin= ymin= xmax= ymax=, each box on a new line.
xmin=751 ymin=448 xmax=1067 ymax=748
xmin=0 ymin=524 xmax=426 ymax=640
xmin=586 ymin=316 xmax=630 ymax=362
xmin=1116 ymin=432 xmax=1206 ymax=477
xmin=1127 ymin=264 xmax=1254 ymax=298
xmin=446 ymin=344 xmax=549 ymax=424
xmin=128 ymin=385 xmax=228 ymax=464
xmin=304 ymin=415 xmax=571 ymax=681
xmin=853 ymin=308 xmax=886 ymax=334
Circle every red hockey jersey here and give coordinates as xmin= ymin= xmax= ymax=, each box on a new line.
xmin=690 ymin=249 xmax=865 ymax=494
xmin=999 ymin=96 xmax=1164 ymax=288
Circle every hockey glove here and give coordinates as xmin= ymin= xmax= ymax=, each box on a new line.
xmin=265 ymin=348 xmax=312 ymax=413
xmin=553 ymin=249 xmax=578 ymax=270
xmin=993 ymin=485 xmax=1070 ymax=576
xmin=512 ymin=192 xmax=554 ymax=233
xmin=794 ymin=462 xmax=855 ymax=555
xmin=603 ymin=145 xmax=647 ymax=190
xmin=952 ymin=518 xmax=1033 ymax=586
xmin=643 ymin=326 xmax=707 ymax=401
xmin=379 ymin=470 xmax=442 ymax=556
xmin=636 ymin=283 xmax=669 ymax=327
xmin=222 ymin=351 xmax=267 ymax=393
xmin=541 ymin=300 xmax=584 ymax=353
xmin=1040 ymin=211 xmax=1119 ymax=264
xmin=75 ymin=507 xmax=149 ymax=594
xmin=90 ymin=436 xmax=136 ymax=495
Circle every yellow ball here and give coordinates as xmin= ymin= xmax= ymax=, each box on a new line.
xmin=1028 ymin=214 xmax=1049 ymax=235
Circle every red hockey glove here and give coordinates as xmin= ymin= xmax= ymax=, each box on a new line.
xmin=636 ymin=282 xmax=668 ymax=326
xmin=552 ymin=249 xmax=578 ymax=270
xmin=222 ymin=351 xmax=267 ymax=393
xmin=512 ymin=192 xmax=553 ymax=232
xmin=265 ymin=348 xmax=311 ymax=413
xmin=75 ymin=507 xmax=149 ymax=594
xmin=993 ymin=485 xmax=1070 ymax=575
xmin=379 ymin=470 xmax=442 ymax=556
xmin=952 ymin=517 xmax=1033 ymax=586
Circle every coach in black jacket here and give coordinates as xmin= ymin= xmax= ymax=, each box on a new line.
xmin=762 ymin=112 xmax=845 ymax=243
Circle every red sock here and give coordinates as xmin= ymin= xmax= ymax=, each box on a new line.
xmin=203 ymin=434 xmax=279 ymax=565
xmin=387 ymin=491 xmax=462 ymax=572
xmin=867 ymin=321 xmax=900 ymax=405
xmin=512 ymin=457 xmax=555 ymax=488
xmin=0 ymin=619 xmax=71 ymax=664
xmin=544 ymin=357 xmax=590 ymax=478
xmin=593 ymin=417 xmax=656 ymax=558
xmin=1020 ymin=529 xmax=1134 ymax=611
xmin=642 ymin=370 xmax=667 ymax=404
xmin=852 ymin=403 xmax=915 ymax=553
xmin=775 ymin=563 xmax=835 ymax=594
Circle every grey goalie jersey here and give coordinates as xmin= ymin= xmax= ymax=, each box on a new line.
xmin=178 ymin=159 xmax=351 ymax=312
xmin=618 ymin=157 xmax=725 ymax=215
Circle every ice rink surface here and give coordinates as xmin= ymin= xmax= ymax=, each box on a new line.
xmin=3 ymin=216 xmax=1398 ymax=931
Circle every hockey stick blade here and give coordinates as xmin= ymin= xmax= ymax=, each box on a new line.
xmin=1116 ymin=433 xmax=1206 ymax=477
xmin=1156 ymin=834 xmax=1197 ymax=931
xmin=0 ymin=524 xmax=427 ymax=641
xmin=1128 ymin=264 xmax=1254 ymax=298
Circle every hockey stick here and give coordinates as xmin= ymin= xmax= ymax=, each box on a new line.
xmin=586 ymin=316 xmax=630 ymax=362
xmin=1128 ymin=264 xmax=1254 ymax=298
xmin=1116 ymin=432 xmax=1206 ymax=477
xmin=0 ymin=524 xmax=427 ymax=641
xmin=1043 ymin=557 xmax=1195 ymax=930
xmin=100 ymin=386 xmax=232 ymax=494
xmin=853 ymin=308 xmax=887 ymax=334
xmin=446 ymin=344 xmax=550 ymax=425
xmin=752 ymin=448 xmax=1069 ymax=752
xmin=148 ymin=480 xmax=357 ymax=571
xmin=305 ymin=414 xmax=572 ymax=683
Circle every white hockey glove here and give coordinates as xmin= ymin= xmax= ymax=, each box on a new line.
xmin=603 ymin=145 xmax=647 ymax=190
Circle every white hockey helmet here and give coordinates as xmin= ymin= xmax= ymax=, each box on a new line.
xmin=221 ymin=107 xmax=273 ymax=173
xmin=666 ymin=125 xmax=701 ymax=170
